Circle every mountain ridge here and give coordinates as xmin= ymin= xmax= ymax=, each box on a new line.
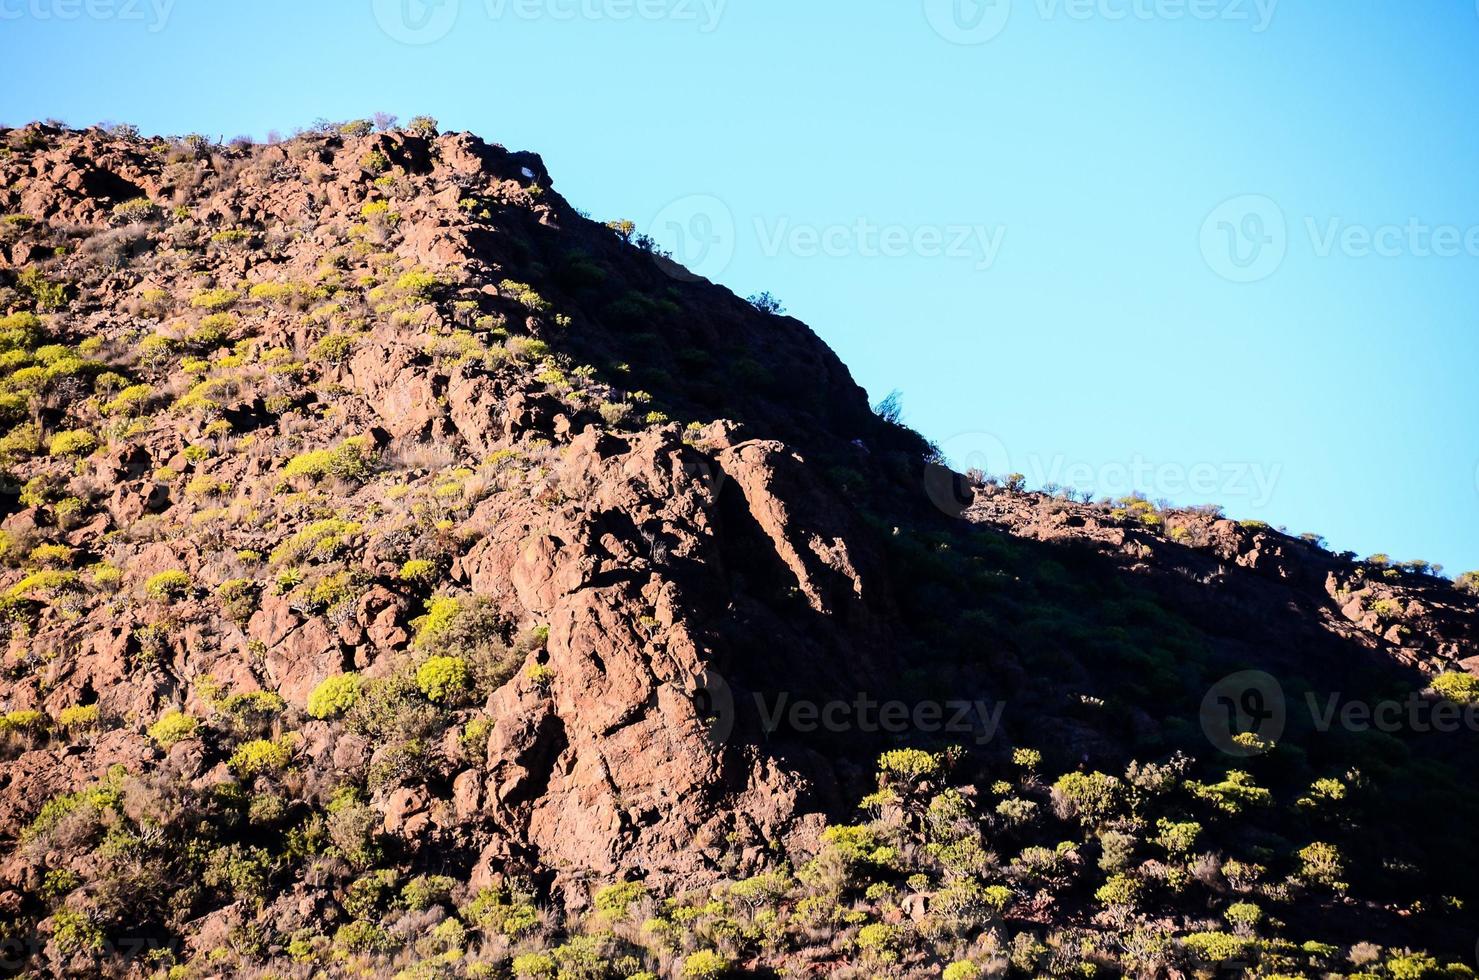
xmin=0 ymin=119 xmax=1476 ymax=978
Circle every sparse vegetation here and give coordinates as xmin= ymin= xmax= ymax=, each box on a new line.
xmin=0 ymin=120 xmax=1470 ymax=980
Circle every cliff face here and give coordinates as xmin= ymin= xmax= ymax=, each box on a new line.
xmin=0 ymin=122 xmax=1476 ymax=977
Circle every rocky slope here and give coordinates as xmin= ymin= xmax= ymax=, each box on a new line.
xmin=0 ymin=120 xmax=1476 ymax=978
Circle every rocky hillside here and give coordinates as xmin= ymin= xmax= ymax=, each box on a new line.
xmin=0 ymin=119 xmax=1476 ymax=979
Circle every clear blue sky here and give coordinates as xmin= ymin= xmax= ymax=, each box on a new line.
xmin=2 ymin=0 xmax=1476 ymax=574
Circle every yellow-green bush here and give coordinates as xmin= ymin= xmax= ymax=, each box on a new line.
xmin=102 ymin=383 xmax=153 ymax=416
xmin=112 ymin=197 xmax=159 ymax=222
xmin=145 ymin=569 xmax=192 ymax=601
xmin=593 ymin=880 xmax=647 ymax=921
xmin=416 ymin=656 xmax=469 ymax=704
xmin=148 ymin=710 xmax=199 ymax=747
xmin=28 ymin=543 xmax=73 ymax=567
xmin=398 ymin=558 xmax=437 ymax=584
xmin=1430 ymin=671 xmax=1479 ymax=705
xmin=681 ymin=950 xmax=730 ymax=980
xmin=190 ymin=288 xmax=240 ymax=310
xmin=48 ymin=429 xmax=98 ymax=457
xmin=56 ymin=704 xmax=100 ymax=729
xmin=308 ymin=673 xmax=364 ymax=719
xmin=0 ymin=710 xmax=48 ymax=736
xmin=511 ymin=952 xmax=555 ymax=979
xmin=311 ymin=332 xmax=357 ymax=363
xmin=279 ymin=436 xmax=375 ymax=487
xmin=229 ymin=737 xmax=294 ymax=777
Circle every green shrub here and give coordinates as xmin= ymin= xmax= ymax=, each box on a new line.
xmin=307 ymin=673 xmax=364 ymax=720
xmin=398 ymin=558 xmax=437 ymax=584
xmin=499 ymin=279 xmax=550 ymax=313
xmin=0 ymin=311 xmax=42 ymax=352
xmin=943 ymin=962 xmax=982 ymax=980
xmin=1154 ymin=818 xmax=1201 ymax=854
xmin=203 ymin=843 xmax=272 ymax=900
xmin=402 ymin=874 xmax=458 ymax=912
xmin=416 ymin=656 xmax=469 ymax=704
xmin=311 ymin=332 xmax=357 ymax=363
xmin=112 ymin=197 xmax=159 ymax=222
xmin=681 ymin=949 xmax=730 ymax=979
xmin=1297 ymin=841 xmax=1347 ymax=892
xmin=189 ymin=312 xmax=236 ymax=347
xmin=1052 ymin=770 xmax=1122 ymax=827
xmin=1187 ymin=770 xmax=1271 ymax=814
xmin=395 ymin=269 xmax=441 ymax=299
xmin=0 ymin=710 xmax=48 ymax=735
xmin=190 ymin=288 xmax=239 ymax=310
xmin=359 ymin=149 xmax=391 ymax=175
xmin=1225 ymin=901 xmax=1262 ymax=928
xmin=51 ymin=909 xmax=104 ymax=956
xmin=145 ymin=569 xmax=192 ymax=601
xmin=344 ymin=868 xmax=398 ymax=919
xmin=148 ymin=710 xmax=199 ymax=747
xmin=56 ymin=704 xmax=99 ymax=729
xmin=229 ymin=737 xmax=294 ymax=777
xmin=219 ymin=690 xmax=286 ymax=721
xmin=28 ymin=543 xmax=73 ymax=567
xmin=405 ymin=115 xmax=439 ymax=137
xmin=1430 ymin=671 xmax=1479 ymax=705
xmin=512 ymin=952 xmax=556 ymax=979
xmin=1094 ymin=873 xmax=1140 ymax=907
xmin=48 ymin=429 xmax=97 ymax=457
xmin=333 ymin=920 xmax=394 ymax=955
xmin=1181 ymin=931 xmax=1253 ymax=963
xmin=18 ymin=267 xmax=67 ymax=310
xmin=877 ymin=748 xmax=943 ymax=784
xmin=279 ymin=436 xmax=375 ymax=487
xmin=103 ymin=383 xmax=153 ymax=416
xmin=593 ymin=880 xmax=647 ymax=921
